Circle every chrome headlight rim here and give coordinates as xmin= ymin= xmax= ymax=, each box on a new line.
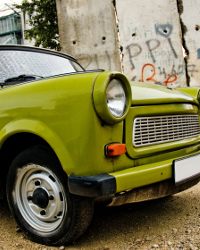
xmin=92 ymin=72 xmax=132 ymax=125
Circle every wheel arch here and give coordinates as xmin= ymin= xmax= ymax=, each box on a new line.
xmin=0 ymin=119 xmax=74 ymax=199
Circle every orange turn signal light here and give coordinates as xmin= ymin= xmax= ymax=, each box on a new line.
xmin=106 ymin=143 xmax=126 ymax=157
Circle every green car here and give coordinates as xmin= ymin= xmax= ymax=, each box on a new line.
xmin=0 ymin=45 xmax=200 ymax=246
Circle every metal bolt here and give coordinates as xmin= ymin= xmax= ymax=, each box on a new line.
xmin=35 ymin=180 xmax=41 ymax=186
xmin=49 ymin=195 xmax=54 ymax=200
xmin=40 ymin=210 xmax=46 ymax=216
xmin=27 ymin=196 xmax=32 ymax=201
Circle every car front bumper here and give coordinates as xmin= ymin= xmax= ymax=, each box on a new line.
xmin=69 ymin=150 xmax=200 ymax=200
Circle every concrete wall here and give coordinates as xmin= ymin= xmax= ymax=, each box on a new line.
xmin=116 ymin=0 xmax=186 ymax=88
xmin=56 ymin=0 xmax=200 ymax=88
xmin=180 ymin=0 xmax=200 ymax=86
xmin=56 ymin=0 xmax=121 ymax=71
xmin=21 ymin=12 xmax=35 ymax=46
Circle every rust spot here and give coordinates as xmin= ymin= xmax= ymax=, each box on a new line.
xmin=107 ymin=178 xmax=200 ymax=206
xmin=109 ymin=74 xmax=114 ymax=79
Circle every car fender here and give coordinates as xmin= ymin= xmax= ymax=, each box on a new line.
xmin=178 ymin=87 xmax=200 ymax=104
xmin=0 ymin=119 xmax=74 ymax=175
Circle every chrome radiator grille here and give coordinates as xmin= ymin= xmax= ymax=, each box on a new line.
xmin=133 ymin=115 xmax=200 ymax=147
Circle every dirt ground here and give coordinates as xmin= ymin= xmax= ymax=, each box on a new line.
xmin=1 ymin=183 xmax=200 ymax=250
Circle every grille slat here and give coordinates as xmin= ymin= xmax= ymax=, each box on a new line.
xmin=135 ymin=126 xmax=200 ymax=137
xmin=134 ymin=124 xmax=200 ymax=133
xmin=133 ymin=115 xmax=200 ymax=147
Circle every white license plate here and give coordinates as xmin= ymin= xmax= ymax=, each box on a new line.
xmin=174 ymin=153 xmax=200 ymax=186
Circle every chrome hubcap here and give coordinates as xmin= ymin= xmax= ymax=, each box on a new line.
xmin=14 ymin=164 xmax=66 ymax=232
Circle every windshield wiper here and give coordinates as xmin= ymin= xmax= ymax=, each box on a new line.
xmin=1 ymin=74 xmax=44 ymax=87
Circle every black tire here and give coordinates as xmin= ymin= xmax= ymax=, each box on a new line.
xmin=6 ymin=146 xmax=94 ymax=246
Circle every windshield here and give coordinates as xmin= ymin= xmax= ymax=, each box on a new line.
xmin=0 ymin=49 xmax=84 ymax=83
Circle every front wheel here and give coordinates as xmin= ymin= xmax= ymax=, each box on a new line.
xmin=6 ymin=146 xmax=94 ymax=246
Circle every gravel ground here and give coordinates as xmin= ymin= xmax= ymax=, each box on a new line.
xmin=1 ymin=183 xmax=200 ymax=250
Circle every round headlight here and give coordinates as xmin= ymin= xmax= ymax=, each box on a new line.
xmin=106 ymin=79 xmax=126 ymax=118
xmin=92 ymin=72 xmax=131 ymax=124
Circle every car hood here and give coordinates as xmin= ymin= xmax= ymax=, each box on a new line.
xmin=130 ymin=82 xmax=198 ymax=106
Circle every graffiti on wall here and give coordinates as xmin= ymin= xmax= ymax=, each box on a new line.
xmin=75 ymin=36 xmax=121 ymax=72
xmin=122 ymin=23 xmax=187 ymax=88
xmin=77 ymin=22 xmax=188 ymax=88
xmin=77 ymin=49 xmax=112 ymax=71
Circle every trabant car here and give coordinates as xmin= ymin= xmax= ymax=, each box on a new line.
xmin=0 ymin=45 xmax=200 ymax=246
